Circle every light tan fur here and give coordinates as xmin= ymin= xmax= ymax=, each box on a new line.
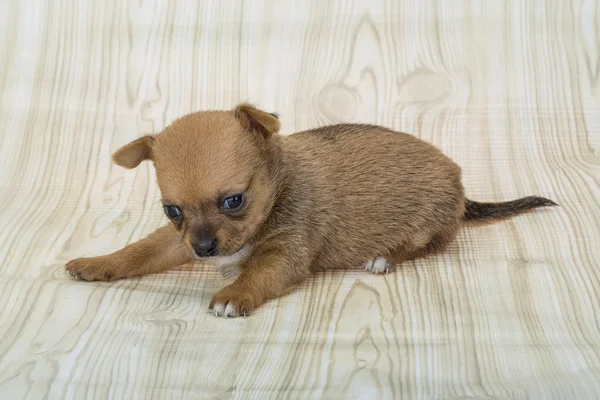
xmin=66 ymin=104 xmax=556 ymax=317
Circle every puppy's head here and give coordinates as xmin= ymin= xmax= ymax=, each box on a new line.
xmin=113 ymin=103 xmax=281 ymax=258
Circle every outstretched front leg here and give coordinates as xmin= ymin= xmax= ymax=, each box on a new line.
xmin=65 ymin=225 xmax=192 ymax=281
xmin=210 ymin=247 xmax=310 ymax=317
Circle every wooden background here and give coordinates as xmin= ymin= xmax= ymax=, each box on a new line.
xmin=0 ymin=0 xmax=599 ymax=399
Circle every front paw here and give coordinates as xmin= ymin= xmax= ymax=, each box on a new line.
xmin=65 ymin=257 xmax=120 ymax=282
xmin=209 ymin=285 xmax=257 ymax=318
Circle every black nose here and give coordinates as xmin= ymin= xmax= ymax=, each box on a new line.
xmin=193 ymin=237 xmax=218 ymax=257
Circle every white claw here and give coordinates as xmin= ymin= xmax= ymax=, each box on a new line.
xmin=213 ymin=303 xmax=226 ymax=317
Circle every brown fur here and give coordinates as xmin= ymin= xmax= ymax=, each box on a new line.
xmin=66 ymin=104 xmax=557 ymax=317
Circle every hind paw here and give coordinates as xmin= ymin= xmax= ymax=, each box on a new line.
xmin=362 ymin=257 xmax=392 ymax=274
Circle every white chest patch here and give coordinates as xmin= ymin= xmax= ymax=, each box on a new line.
xmin=206 ymin=244 xmax=252 ymax=278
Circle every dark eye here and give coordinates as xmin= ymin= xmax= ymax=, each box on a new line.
xmin=222 ymin=193 xmax=245 ymax=211
xmin=164 ymin=205 xmax=182 ymax=220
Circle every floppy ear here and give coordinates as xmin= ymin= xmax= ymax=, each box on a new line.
xmin=234 ymin=103 xmax=280 ymax=139
xmin=112 ymin=135 xmax=155 ymax=169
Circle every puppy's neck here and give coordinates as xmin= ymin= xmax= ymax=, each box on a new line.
xmin=264 ymin=136 xmax=288 ymax=203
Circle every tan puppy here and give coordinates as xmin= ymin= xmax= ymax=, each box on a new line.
xmin=66 ymin=104 xmax=557 ymax=317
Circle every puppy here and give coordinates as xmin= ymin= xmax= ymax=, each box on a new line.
xmin=65 ymin=104 xmax=557 ymax=317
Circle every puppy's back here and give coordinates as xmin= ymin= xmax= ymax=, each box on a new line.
xmin=280 ymin=124 xmax=465 ymax=268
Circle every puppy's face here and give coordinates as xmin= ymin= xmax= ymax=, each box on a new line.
xmin=112 ymin=104 xmax=281 ymax=258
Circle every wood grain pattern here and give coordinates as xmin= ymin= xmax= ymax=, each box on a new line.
xmin=0 ymin=0 xmax=599 ymax=398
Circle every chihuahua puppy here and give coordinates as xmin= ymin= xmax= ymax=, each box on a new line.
xmin=65 ymin=104 xmax=556 ymax=317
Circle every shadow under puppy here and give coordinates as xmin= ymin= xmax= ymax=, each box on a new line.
xmin=65 ymin=104 xmax=557 ymax=317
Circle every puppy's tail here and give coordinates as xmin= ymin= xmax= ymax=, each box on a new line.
xmin=463 ymin=196 xmax=557 ymax=222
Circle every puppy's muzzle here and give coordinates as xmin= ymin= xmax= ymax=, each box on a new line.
xmin=193 ymin=237 xmax=218 ymax=258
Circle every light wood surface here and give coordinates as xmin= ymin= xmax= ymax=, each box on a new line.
xmin=1 ymin=0 xmax=599 ymax=399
